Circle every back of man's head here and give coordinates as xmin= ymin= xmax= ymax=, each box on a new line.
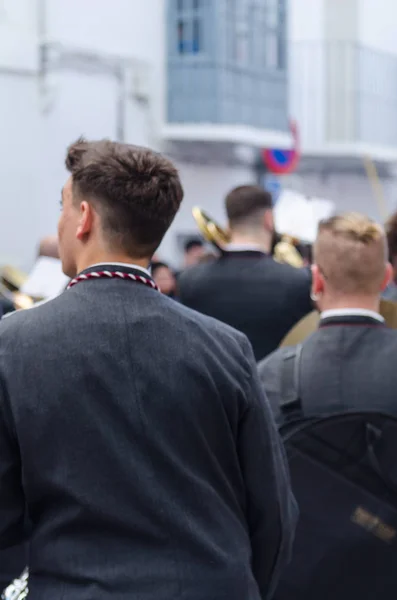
xmin=184 ymin=238 xmax=203 ymax=254
xmin=64 ymin=138 xmax=184 ymax=261
xmin=313 ymin=212 xmax=388 ymax=297
xmin=225 ymin=186 xmax=273 ymax=231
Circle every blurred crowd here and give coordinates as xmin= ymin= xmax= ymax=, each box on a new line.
xmin=151 ymin=238 xmax=213 ymax=300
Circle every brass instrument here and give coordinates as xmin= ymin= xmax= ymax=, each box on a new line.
xmin=192 ymin=207 xmax=230 ymax=251
xmin=192 ymin=206 xmax=305 ymax=268
xmin=0 ymin=266 xmax=34 ymax=311
xmin=272 ymin=234 xmax=305 ymax=268
xmin=280 ymin=298 xmax=397 ymax=347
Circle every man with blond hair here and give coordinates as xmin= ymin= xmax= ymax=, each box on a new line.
xmin=258 ymin=212 xmax=397 ymax=422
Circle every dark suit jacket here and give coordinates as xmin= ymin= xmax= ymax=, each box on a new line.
xmin=178 ymin=251 xmax=312 ymax=361
xmin=0 ymin=264 xmax=297 ymax=600
xmin=258 ymin=314 xmax=397 ymax=424
xmin=0 ymin=544 xmax=28 ymax=591
xmin=0 ymin=298 xmax=14 ymax=317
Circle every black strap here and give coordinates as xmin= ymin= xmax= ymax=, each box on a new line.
xmin=365 ymin=423 xmax=397 ymax=496
xmin=280 ymin=344 xmax=303 ymax=420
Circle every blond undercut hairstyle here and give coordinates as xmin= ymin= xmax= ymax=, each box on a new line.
xmin=313 ymin=213 xmax=387 ymax=295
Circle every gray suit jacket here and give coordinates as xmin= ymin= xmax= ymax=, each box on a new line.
xmin=258 ymin=314 xmax=397 ymax=424
xmin=0 ymin=263 xmax=296 ymax=600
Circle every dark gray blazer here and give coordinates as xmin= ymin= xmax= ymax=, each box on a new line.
xmin=0 ymin=264 xmax=297 ymax=600
xmin=257 ymin=314 xmax=397 ymax=425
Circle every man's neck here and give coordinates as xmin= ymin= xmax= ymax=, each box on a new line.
xmin=229 ymin=232 xmax=272 ymax=254
xmin=76 ymin=253 xmax=150 ymax=274
xmin=318 ymin=296 xmax=380 ymax=314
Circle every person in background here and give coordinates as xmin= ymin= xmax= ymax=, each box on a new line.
xmin=197 ymin=251 xmax=217 ymax=264
xmin=183 ymin=237 xmax=205 ymax=268
xmin=178 ymin=186 xmax=312 ymax=361
xmin=38 ymin=235 xmax=60 ymax=259
xmin=151 ymin=261 xmax=178 ymax=299
xmin=258 ymin=212 xmax=397 ymax=423
xmin=382 ymin=211 xmax=397 ymax=301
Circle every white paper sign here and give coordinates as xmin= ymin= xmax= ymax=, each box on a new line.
xmin=275 ymin=189 xmax=335 ymax=243
xmin=21 ymin=257 xmax=70 ymax=299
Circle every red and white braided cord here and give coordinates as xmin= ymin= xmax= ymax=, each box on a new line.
xmin=67 ymin=270 xmax=159 ymax=291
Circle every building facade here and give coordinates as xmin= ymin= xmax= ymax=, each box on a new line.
xmin=1 ymin=0 xmax=165 ymax=268
xmin=2 ymin=0 xmax=397 ymax=270
xmin=288 ymin=0 xmax=397 ymax=220
xmin=162 ymin=0 xmax=292 ymax=261
xmin=0 ymin=0 xmax=292 ymax=269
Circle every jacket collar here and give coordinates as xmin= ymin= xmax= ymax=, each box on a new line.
xmin=220 ymin=249 xmax=269 ymax=259
xmin=82 ymin=262 xmax=151 ymax=277
xmin=320 ymin=308 xmax=385 ymax=328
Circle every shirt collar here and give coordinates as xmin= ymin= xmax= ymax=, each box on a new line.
xmin=224 ymin=243 xmax=265 ymax=252
xmin=85 ymin=262 xmax=151 ymax=277
xmin=223 ymin=243 xmax=267 ymax=254
xmin=320 ymin=308 xmax=384 ymax=323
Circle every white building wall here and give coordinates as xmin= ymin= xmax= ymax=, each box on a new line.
xmin=288 ymin=0 xmax=326 ymax=152
xmin=359 ymin=0 xmax=397 ymax=54
xmin=44 ymin=0 xmax=166 ymax=139
xmin=0 ymin=0 xmax=167 ymax=270
xmin=289 ymin=0 xmax=397 ymax=155
xmin=0 ymin=0 xmax=261 ymax=270
xmin=289 ymin=0 xmax=325 ymax=42
xmin=0 ymin=0 xmax=38 ymax=70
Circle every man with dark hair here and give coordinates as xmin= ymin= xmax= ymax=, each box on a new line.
xmin=183 ymin=237 xmax=205 ymax=268
xmin=179 ymin=185 xmax=312 ymax=360
xmin=0 ymin=141 xmax=296 ymax=599
xmin=151 ymin=261 xmax=178 ymax=298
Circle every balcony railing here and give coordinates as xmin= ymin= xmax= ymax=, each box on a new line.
xmin=290 ymin=41 xmax=397 ymax=153
xmin=166 ymin=0 xmax=289 ymax=136
xmin=167 ymin=58 xmax=288 ymax=131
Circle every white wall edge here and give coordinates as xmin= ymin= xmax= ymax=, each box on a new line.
xmin=161 ymin=124 xmax=293 ymax=149
xmin=302 ymin=142 xmax=397 ymax=163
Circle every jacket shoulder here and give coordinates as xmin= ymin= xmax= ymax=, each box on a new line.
xmin=175 ymin=297 xmax=250 ymax=349
xmin=178 ymin=263 xmax=209 ymax=285
xmin=0 ymin=295 xmax=65 ymax=341
xmin=257 ymin=346 xmax=290 ymax=384
xmin=169 ymin=298 xmax=255 ymax=381
xmin=272 ymin=261 xmax=311 ymax=285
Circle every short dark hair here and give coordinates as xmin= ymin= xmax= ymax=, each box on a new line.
xmin=386 ymin=211 xmax=397 ymax=261
xmin=225 ymin=185 xmax=273 ymax=227
xmin=65 ymin=138 xmax=184 ymax=258
xmin=150 ymin=261 xmax=173 ymax=275
xmin=184 ymin=237 xmax=203 ymax=253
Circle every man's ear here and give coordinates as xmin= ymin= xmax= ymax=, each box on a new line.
xmin=76 ymin=201 xmax=94 ymax=241
xmin=264 ymin=209 xmax=274 ymax=232
xmin=381 ymin=262 xmax=393 ymax=291
xmin=311 ymin=264 xmax=325 ymax=296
